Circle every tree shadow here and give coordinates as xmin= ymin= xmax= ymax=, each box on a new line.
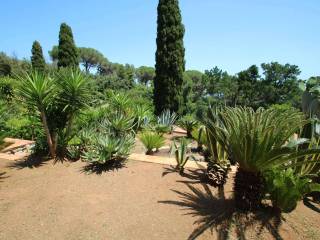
xmin=0 ymin=172 xmax=9 ymax=182
xmin=303 ymin=197 xmax=320 ymax=213
xmin=159 ymin=183 xmax=283 ymax=240
xmin=80 ymin=160 xmax=127 ymax=175
xmin=7 ymin=154 xmax=50 ymax=170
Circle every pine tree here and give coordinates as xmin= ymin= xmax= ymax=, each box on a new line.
xmin=57 ymin=23 xmax=79 ymax=68
xmin=154 ymin=0 xmax=185 ymax=115
xmin=31 ymin=41 xmax=46 ymax=73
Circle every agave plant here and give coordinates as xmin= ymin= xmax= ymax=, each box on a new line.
xmin=205 ymin=107 xmax=320 ymax=211
xmin=82 ymin=134 xmax=134 ymax=165
xmin=171 ymin=138 xmax=195 ymax=174
xmin=157 ymin=109 xmax=178 ymax=133
xmin=178 ymin=115 xmax=198 ymax=138
xmin=139 ymin=131 xmax=165 ymax=155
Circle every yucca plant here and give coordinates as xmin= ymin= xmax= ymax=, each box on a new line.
xmin=16 ymin=71 xmax=56 ymax=157
xmin=139 ymin=131 xmax=165 ymax=155
xmin=55 ymin=69 xmax=92 ymax=139
xmin=171 ymin=138 xmax=195 ymax=174
xmin=178 ymin=115 xmax=198 ymax=138
xmin=205 ymin=107 xmax=320 ymax=211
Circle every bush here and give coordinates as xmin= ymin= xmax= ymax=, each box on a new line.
xmin=139 ymin=131 xmax=165 ymax=155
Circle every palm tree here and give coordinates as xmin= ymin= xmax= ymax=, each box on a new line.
xmin=17 ymin=71 xmax=56 ymax=157
xmin=204 ymin=107 xmax=320 ymax=210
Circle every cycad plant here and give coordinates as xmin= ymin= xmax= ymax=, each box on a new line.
xmin=139 ymin=131 xmax=165 ymax=155
xmin=178 ymin=115 xmax=198 ymax=138
xmin=205 ymin=107 xmax=320 ymax=211
xmin=171 ymin=137 xmax=195 ymax=174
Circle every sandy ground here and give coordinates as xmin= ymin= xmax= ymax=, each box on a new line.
xmin=1 ymin=157 xmax=320 ymax=240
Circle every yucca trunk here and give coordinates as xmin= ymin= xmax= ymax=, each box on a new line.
xmin=234 ymin=168 xmax=265 ymax=211
xmin=40 ymin=111 xmax=55 ymax=158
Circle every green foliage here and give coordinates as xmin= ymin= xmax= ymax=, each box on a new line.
xmin=139 ymin=131 xmax=165 ymax=155
xmin=171 ymin=137 xmax=194 ymax=174
xmin=57 ymin=23 xmax=79 ymax=68
xmin=264 ymin=168 xmax=320 ymax=213
xmin=0 ymin=77 xmax=14 ymax=101
xmin=178 ymin=115 xmax=198 ymax=138
xmin=31 ymin=41 xmax=46 ymax=73
xmin=154 ymin=0 xmax=185 ymax=114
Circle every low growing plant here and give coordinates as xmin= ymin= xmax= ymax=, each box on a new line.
xmin=139 ymin=131 xmax=165 ymax=155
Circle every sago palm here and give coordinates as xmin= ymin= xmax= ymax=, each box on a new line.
xmin=205 ymin=107 xmax=320 ymax=210
xmin=16 ymin=71 xmax=56 ymax=157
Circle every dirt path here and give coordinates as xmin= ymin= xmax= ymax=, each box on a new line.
xmin=1 ymin=158 xmax=320 ymax=240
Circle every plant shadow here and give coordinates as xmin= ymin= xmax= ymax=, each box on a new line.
xmin=303 ymin=197 xmax=320 ymax=213
xmin=7 ymin=154 xmax=50 ymax=170
xmin=0 ymin=172 xmax=9 ymax=182
xmin=159 ymin=183 xmax=284 ymax=240
xmin=162 ymin=166 xmax=206 ymax=184
xmin=80 ymin=160 xmax=127 ymax=175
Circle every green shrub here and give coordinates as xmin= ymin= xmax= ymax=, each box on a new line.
xmin=139 ymin=131 xmax=165 ymax=155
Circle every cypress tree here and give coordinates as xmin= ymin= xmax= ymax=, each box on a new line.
xmin=57 ymin=23 xmax=79 ymax=68
xmin=31 ymin=41 xmax=46 ymax=73
xmin=154 ymin=0 xmax=185 ymax=115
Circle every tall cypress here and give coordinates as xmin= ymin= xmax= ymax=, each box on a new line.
xmin=154 ymin=0 xmax=185 ymax=115
xmin=57 ymin=23 xmax=79 ymax=68
xmin=31 ymin=41 xmax=46 ymax=73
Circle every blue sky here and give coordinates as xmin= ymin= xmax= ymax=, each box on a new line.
xmin=1 ymin=0 xmax=319 ymax=78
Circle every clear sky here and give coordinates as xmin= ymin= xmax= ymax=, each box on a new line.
xmin=1 ymin=0 xmax=319 ymax=78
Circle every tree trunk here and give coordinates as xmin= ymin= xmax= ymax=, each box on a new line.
xmin=234 ymin=168 xmax=265 ymax=211
xmin=40 ymin=111 xmax=55 ymax=158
